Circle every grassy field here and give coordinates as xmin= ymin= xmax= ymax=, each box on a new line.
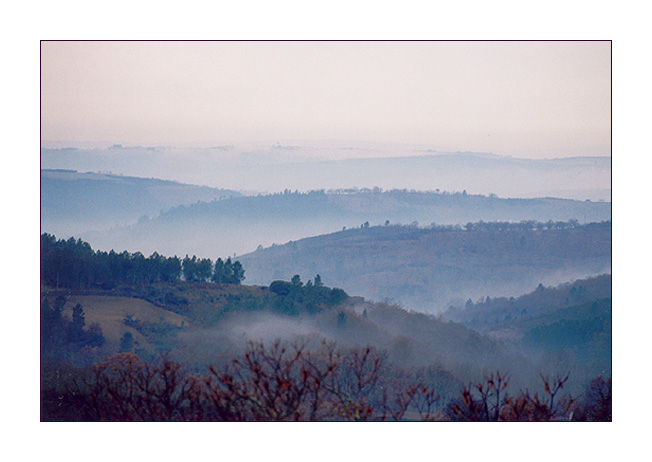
xmin=61 ymin=295 xmax=190 ymax=350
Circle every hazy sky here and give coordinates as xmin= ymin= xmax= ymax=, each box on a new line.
xmin=41 ymin=41 xmax=610 ymax=158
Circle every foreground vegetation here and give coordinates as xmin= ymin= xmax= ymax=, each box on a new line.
xmin=41 ymin=341 xmax=610 ymax=422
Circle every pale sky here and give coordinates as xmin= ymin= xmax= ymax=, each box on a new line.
xmin=41 ymin=41 xmax=611 ymax=158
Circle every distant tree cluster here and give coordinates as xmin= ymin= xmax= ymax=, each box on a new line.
xmin=181 ymin=255 xmax=245 ymax=284
xmin=342 ymin=219 xmax=609 ymax=234
xmin=40 ymin=233 xmax=245 ymax=289
xmin=182 ymin=255 xmax=245 ymax=284
xmin=325 ymin=187 xmax=457 ymax=196
xmin=180 ymin=255 xmax=212 ymax=282
xmin=408 ymin=219 xmax=605 ymax=232
xmin=267 ymin=274 xmax=348 ymax=315
xmin=463 ymin=219 xmax=587 ymax=232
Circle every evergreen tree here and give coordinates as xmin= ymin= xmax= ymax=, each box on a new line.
xmin=231 ymin=260 xmax=245 ymax=284
xmin=72 ymin=303 xmax=85 ymax=330
xmin=69 ymin=303 xmax=86 ymax=343
xmin=197 ymin=257 xmax=213 ymax=282
xmin=224 ymin=258 xmax=234 ymax=283
xmin=119 ymin=331 xmax=135 ymax=353
xmin=212 ymin=258 xmax=222 ymax=283
xmin=183 ymin=255 xmax=199 ymax=282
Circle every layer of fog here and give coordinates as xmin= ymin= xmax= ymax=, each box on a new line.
xmin=73 ymin=189 xmax=611 ymax=260
xmin=174 ymin=307 xmax=525 ymax=380
xmin=172 ymin=303 xmax=603 ymax=396
xmin=41 ymin=141 xmax=611 ymax=201
xmin=41 ymin=168 xmax=240 ymax=237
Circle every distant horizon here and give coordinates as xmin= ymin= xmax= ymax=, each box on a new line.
xmin=41 ymin=41 xmax=611 ymax=160
xmin=40 ymin=138 xmax=611 ymax=162
xmin=41 ymin=144 xmax=611 ymax=203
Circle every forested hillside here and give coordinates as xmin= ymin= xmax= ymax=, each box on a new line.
xmin=40 ymin=233 xmax=245 ymax=290
xmin=40 ymin=235 xmax=610 ymax=421
xmin=444 ymin=274 xmax=611 ymax=387
xmin=239 ymin=220 xmax=611 ymax=312
xmin=444 ymin=273 xmax=611 ymax=331
xmin=80 ymin=188 xmax=611 ymax=258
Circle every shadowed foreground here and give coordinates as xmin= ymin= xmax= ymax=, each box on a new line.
xmin=41 ymin=340 xmax=611 ymax=422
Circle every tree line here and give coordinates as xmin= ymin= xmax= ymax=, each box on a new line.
xmin=181 ymin=254 xmax=245 ymax=284
xmin=41 ymin=233 xmax=245 ymax=290
xmin=395 ymin=219 xmax=609 ymax=232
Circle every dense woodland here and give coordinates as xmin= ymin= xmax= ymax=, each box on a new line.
xmin=40 ymin=235 xmax=611 ymax=421
xmin=40 ymin=233 xmax=245 ymax=289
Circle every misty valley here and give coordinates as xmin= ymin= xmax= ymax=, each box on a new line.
xmin=40 ymin=158 xmax=611 ymax=422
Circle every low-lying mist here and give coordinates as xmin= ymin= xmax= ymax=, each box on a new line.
xmin=171 ymin=300 xmax=565 ymax=394
xmin=74 ymin=189 xmax=611 ymax=260
xmin=41 ymin=143 xmax=611 ymax=201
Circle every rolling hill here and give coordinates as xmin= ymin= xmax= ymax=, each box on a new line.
xmin=237 ymin=221 xmax=611 ymax=313
xmin=41 ymin=144 xmax=611 ymax=201
xmin=79 ymin=189 xmax=611 ymax=259
xmin=41 ymin=169 xmax=241 ymax=236
xmin=443 ymin=274 xmax=612 ymax=384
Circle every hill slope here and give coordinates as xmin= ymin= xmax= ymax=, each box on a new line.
xmin=443 ymin=275 xmax=611 ymax=384
xmin=40 ymin=233 xmax=609 ymax=401
xmin=80 ymin=189 xmax=611 ymax=258
xmin=238 ymin=221 xmax=611 ymax=312
xmin=444 ymin=274 xmax=611 ymax=332
xmin=42 ymin=279 xmax=536 ymax=392
xmin=41 ymin=169 xmax=241 ymax=236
